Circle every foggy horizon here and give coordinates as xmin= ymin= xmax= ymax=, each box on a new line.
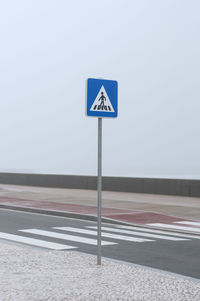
xmin=0 ymin=0 xmax=200 ymax=179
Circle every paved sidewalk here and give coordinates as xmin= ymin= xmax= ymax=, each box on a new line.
xmin=0 ymin=184 xmax=200 ymax=233
xmin=0 ymin=242 xmax=199 ymax=301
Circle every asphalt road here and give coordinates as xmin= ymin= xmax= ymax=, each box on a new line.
xmin=0 ymin=209 xmax=200 ymax=279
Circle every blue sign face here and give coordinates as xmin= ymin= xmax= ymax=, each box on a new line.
xmin=86 ymin=78 xmax=118 ymax=118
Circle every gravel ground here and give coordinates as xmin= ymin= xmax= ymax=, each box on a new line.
xmin=0 ymin=242 xmax=199 ymax=301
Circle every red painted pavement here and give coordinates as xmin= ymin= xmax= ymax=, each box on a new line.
xmin=0 ymin=196 xmax=186 ymax=225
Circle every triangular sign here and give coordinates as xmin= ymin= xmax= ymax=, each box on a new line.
xmin=90 ymin=86 xmax=115 ymax=113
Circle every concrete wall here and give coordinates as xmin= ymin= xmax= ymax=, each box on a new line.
xmin=0 ymin=173 xmax=200 ymax=197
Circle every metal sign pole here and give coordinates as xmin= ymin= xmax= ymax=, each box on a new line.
xmin=97 ymin=117 xmax=102 ymax=265
xmin=86 ymin=78 xmax=117 ymax=265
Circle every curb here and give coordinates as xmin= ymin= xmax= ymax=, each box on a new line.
xmin=0 ymin=204 xmax=123 ymax=225
xmin=0 ymin=203 xmax=200 ymax=237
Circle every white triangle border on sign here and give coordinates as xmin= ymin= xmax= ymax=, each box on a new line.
xmin=89 ymin=85 xmax=115 ymax=113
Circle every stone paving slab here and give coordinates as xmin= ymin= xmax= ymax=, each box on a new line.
xmin=1 ymin=184 xmax=200 ymax=222
xmin=0 ymin=242 xmax=199 ymax=301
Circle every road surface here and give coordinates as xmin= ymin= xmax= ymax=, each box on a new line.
xmin=0 ymin=209 xmax=199 ymax=279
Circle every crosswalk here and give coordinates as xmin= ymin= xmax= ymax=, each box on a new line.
xmin=19 ymin=229 xmax=116 ymax=246
xmin=0 ymin=232 xmax=76 ymax=250
xmin=147 ymin=220 xmax=200 ymax=234
xmin=53 ymin=227 xmax=154 ymax=242
xmin=0 ymin=223 xmax=197 ymax=251
xmin=86 ymin=226 xmax=189 ymax=241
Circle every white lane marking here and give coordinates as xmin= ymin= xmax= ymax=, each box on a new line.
xmin=19 ymin=229 xmax=116 ymax=246
xmin=53 ymin=227 xmax=154 ymax=242
xmin=113 ymin=224 xmax=200 ymax=240
xmin=147 ymin=223 xmax=200 ymax=234
xmin=0 ymin=232 xmax=76 ymax=250
xmin=175 ymin=221 xmax=200 ymax=227
xmin=86 ymin=226 xmax=190 ymax=241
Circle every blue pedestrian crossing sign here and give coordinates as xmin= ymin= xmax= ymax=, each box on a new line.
xmin=86 ymin=78 xmax=118 ymax=118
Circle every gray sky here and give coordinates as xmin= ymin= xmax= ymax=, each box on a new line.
xmin=0 ymin=0 xmax=200 ymax=178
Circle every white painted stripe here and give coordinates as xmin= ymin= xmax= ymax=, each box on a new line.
xmin=86 ymin=226 xmax=189 ymax=241
xmin=19 ymin=229 xmax=116 ymax=246
xmin=0 ymin=232 xmax=76 ymax=250
xmin=114 ymin=224 xmax=200 ymax=240
xmin=53 ymin=227 xmax=154 ymax=242
xmin=175 ymin=221 xmax=200 ymax=227
xmin=147 ymin=223 xmax=200 ymax=233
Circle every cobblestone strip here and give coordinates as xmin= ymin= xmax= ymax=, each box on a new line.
xmin=0 ymin=243 xmax=199 ymax=301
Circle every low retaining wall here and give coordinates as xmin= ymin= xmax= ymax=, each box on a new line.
xmin=0 ymin=173 xmax=200 ymax=197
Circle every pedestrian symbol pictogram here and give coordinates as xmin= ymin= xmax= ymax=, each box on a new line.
xmin=90 ymin=86 xmax=115 ymax=113
xmin=86 ymin=78 xmax=118 ymax=118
